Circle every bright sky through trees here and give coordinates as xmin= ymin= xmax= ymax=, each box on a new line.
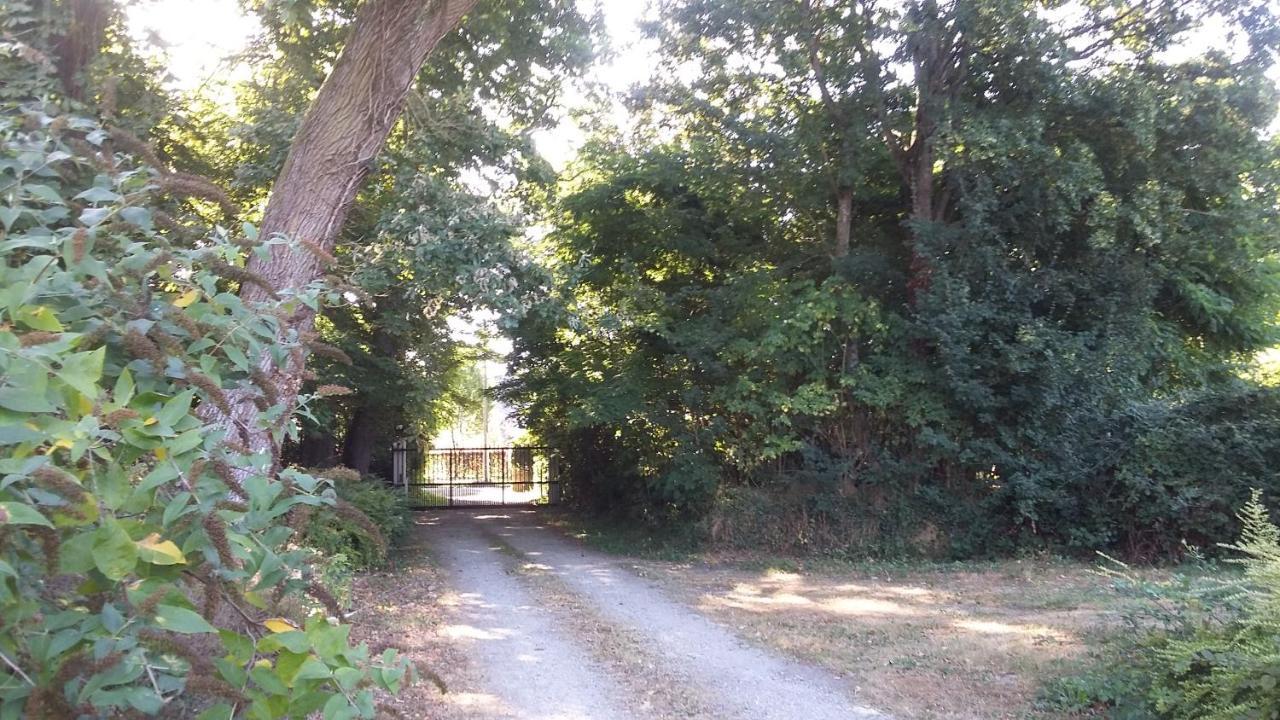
xmin=127 ymin=0 xmax=655 ymax=168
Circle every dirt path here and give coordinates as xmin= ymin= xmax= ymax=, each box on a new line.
xmin=418 ymin=509 xmax=884 ymax=720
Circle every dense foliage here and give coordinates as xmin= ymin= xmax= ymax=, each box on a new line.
xmin=299 ymin=468 xmax=410 ymax=571
xmin=504 ymin=0 xmax=1280 ymax=558
xmin=0 ymin=98 xmax=413 ymax=717
xmin=1046 ymin=492 xmax=1280 ymax=718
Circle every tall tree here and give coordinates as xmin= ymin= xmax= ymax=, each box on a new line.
xmin=507 ymin=0 xmax=1280 ymax=555
xmin=204 ymin=0 xmax=482 ymax=462
xmin=210 ymin=0 xmax=596 ymax=470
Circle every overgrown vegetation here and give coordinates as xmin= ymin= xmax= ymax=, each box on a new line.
xmin=0 ymin=0 xmax=598 ymax=713
xmin=0 ymin=99 xmax=411 ymax=717
xmin=1044 ymin=492 xmax=1280 ymax=719
xmin=503 ymin=0 xmax=1280 ymax=560
xmin=300 ymin=468 xmax=410 ymax=570
xmin=7 ymin=0 xmax=1280 ymax=716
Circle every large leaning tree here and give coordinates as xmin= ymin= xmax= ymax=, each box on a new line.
xmin=204 ymin=0 xmax=483 ymax=463
xmin=216 ymin=0 xmax=596 ymax=475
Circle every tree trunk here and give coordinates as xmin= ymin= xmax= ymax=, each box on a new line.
xmin=833 ymin=187 xmax=853 ymax=258
xmin=295 ymin=429 xmax=339 ymax=468
xmin=207 ymin=0 xmax=479 ymax=463
xmin=342 ymin=403 xmax=377 ymax=475
xmin=54 ymin=0 xmax=111 ymax=101
xmin=902 ymin=25 xmax=949 ymax=305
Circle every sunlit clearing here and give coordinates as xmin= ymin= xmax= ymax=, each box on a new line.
xmin=954 ymin=619 xmax=1069 ymax=641
xmin=715 ymin=584 xmax=917 ymax=616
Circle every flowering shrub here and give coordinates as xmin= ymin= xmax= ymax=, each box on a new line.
xmin=0 ymin=102 xmax=412 ymax=717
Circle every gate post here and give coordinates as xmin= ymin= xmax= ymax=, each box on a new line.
xmin=391 ymin=430 xmax=408 ymax=488
xmin=548 ymin=452 xmax=562 ymax=505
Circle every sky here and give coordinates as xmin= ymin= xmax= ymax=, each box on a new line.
xmin=128 ymin=0 xmax=1273 ymax=161
xmin=126 ymin=0 xmax=654 ymax=169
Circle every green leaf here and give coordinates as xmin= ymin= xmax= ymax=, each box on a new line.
xmin=157 ymin=390 xmax=196 ymax=427
xmin=333 ymin=666 xmax=362 ymax=692
xmin=16 ymin=305 xmax=62 ymax=332
xmin=0 ymin=502 xmax=52 ymax=527
xmin=307 ymin=621 xmax=351 ymax=662
xmin=60 ymin=530 xmax=97 ymax=573
xmin=218 ymin=630 xmax=255 ymax=664
xmin=249 ymin=663 xmax=289 ymax=695
xmin=26 ymin=183 xmax=64 ymax=205
xmin=120 ymin=207 xmax=153 ymax=230
xmin=322 ymin=693 xmax=356 ymax=720
xmin=113 ymin=369 xmax=135 ymax=405
xmin=195 ymin=703 xmax=235 ymax=720
xmin=0 ymin=207 xmax=21 ymax=231
xmin=168 ymin=428 xmax=205 ymax=455
xmin=74 ymin=186 xmax=123 ymax=203
xmin=274 ymin=650 xmax=309 ymax=686
xmin=292 ymin=659 xmax=332 ymax=682
xmin=153 ymin=604 xmax=216 ymax=634
xmin=79 ymin=206 xmax=111 ymax=226
xmin=92 ymin=518 xmax=138 ymax=580
xmin=56 ymin=347 xmax=106 ymax=398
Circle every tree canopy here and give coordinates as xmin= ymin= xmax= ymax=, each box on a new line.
xmin=503 ymin=0 xmax=1280 ymax=557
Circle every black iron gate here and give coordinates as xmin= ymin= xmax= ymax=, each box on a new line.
xmin=390 ymin=446 xmax=560 ymax=509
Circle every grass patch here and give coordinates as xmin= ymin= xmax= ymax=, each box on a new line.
xmin=542 ymin=511 xmax=703 ymax=561
xmin=617 ymin=551 xmax=1181 ymax=719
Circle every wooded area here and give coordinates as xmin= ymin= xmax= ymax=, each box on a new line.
xmin=3 ymin=0 xmax=1280 ymax=717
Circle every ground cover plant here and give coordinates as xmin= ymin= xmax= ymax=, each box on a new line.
xmin=300 ymin=468 xmax=410 ymax=570
xmin=1044 ymin=491 xmax=1280 ymax=719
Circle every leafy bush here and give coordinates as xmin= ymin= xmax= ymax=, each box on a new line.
xmin=0 ymin=99 xmax=412 ymax=717
xmin=300 ymin=468 xmax=410 ymax=570
xmin=1101 ymin=387 xmax=1280 ymax=558
xmin=1044 ymin=492 xmax=1280 ymax=719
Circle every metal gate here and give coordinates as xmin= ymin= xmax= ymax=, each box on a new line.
xmin=390 ymin=446 xmax=560 ymax=509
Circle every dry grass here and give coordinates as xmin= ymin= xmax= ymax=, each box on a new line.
xmin=630 ymin=556 xmax=1145 ymax=720
xmin=348 ymin=519 xmax=499 ymax=719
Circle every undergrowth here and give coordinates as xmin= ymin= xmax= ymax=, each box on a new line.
xmin=1041 ymin=491 xmax=1280 ymax=719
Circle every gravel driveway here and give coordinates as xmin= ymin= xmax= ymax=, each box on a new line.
xmin=417 ymin=509 xmax=884 ymax=720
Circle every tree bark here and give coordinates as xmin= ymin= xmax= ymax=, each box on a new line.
xmin=341 ymin=403 xmax=377 ymax=475
xmin=899 ymin=15 xmax=958 ymax=305
xmin=295 ymin=429 xmax=339 ymax=468
xmin=207 ymin=0 xmax=479 ymax=463
xmin=833 ymin=187 xmax=853 ymax=258
xmin=53 ymin=0 xmax=111 ymax=101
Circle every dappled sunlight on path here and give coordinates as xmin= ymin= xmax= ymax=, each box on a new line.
xmin=640 ymin=556 xmax=1122 ymax=719
xmin=478 ymin=510 xmax=885 ymax=720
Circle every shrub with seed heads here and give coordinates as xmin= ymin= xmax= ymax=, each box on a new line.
xmin=0 ymin=102 xmax=416 ymax=718
xmin=157 ymin=173 xmax=238 ymax=216
xmin=19 ymin=331 xmax=60 ymax=347
xmin=314 ymin=384 xmax=353 ymax=398
xmin=306 ymin=340 xmax=353 ymax=365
